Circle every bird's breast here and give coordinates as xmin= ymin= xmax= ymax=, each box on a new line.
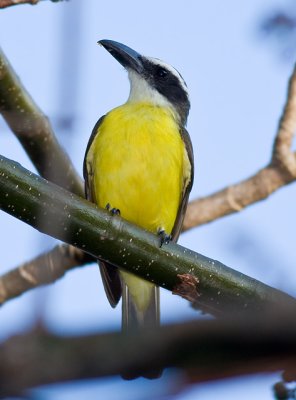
xmin=88 ymin=102 xmax=186 ymax=234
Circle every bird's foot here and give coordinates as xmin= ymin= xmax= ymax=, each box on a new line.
xmin=105 ymin=203 xmax=121 ymax=216
xmin=157 ymin=228 xmax=172 ymax=248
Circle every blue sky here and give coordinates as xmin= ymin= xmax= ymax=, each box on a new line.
xmin=0 ymin=0 xmax=295 ymax=398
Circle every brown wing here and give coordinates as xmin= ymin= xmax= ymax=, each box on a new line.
xmin=83 ymin=115 xmax=122 ymax=308
xmin=171 ymin=127 xmax=194 ymax=242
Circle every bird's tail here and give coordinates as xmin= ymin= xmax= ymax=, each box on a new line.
xmin=120 ymin=272 xmax=162 ymax=379
xmin=122 ymin=280 xmax=160 ymax=332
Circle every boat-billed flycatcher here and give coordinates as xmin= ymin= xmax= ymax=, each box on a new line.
xmin=84 ymin=39 xmax=194 ymax=343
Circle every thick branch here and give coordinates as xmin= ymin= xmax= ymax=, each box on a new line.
xmin=1 ymin=315 xmax=296 ymax=395
xmin=0 ymin=48 xmax=84 ymax=195
xmin=0 ymin=0 xmax=66 ymax=9
xmin=183 ymin=64 xmax=296 ymax=231
xmin=0 ymin=244 xmax=93 ymax=304
xmin=0 ymin=155 xmax=295 ymax=315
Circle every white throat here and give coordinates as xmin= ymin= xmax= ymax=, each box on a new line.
xmin=127 ymin=70 xmax=172 ymax=109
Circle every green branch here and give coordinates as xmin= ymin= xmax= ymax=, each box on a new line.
xmin=0 ymin=155 xmax=295 ymax=315
xmin=0 ymin=47 xmax=84 ymax=195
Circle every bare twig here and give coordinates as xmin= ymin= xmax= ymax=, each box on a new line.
xmin=0 ymin=244 xmax=93 ymax=304
xmin=273 ymin=65 xmax=296 ymax=176
xmin=0 ymin=0 xmax=38 ymax=7
xmin=183 ymin=164 xmax=294 ymax=229
xmin=0 ymin=0 xmax=66 ymax=9
xmin=183 ymin=64 xmax=296 ymax=231
xmin=0 ymin=314 xmax=296 ymax=395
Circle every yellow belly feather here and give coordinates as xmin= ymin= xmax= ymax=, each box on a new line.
xmin=89 ymin=102 xmax=185 ymax=233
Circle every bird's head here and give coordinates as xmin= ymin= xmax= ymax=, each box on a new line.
xmin=99 ymin=39 xmax=190 ymax=126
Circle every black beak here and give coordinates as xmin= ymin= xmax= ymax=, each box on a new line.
xmin=98 ymin=39 xmax=143 ymax=74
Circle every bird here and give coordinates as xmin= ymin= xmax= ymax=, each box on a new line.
xmin=83 ymin=40 xmax=194 ymax=376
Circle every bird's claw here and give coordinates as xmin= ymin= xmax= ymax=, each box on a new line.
xmin=157 ymin=228 xmax=172 ymax=248
xmin=105 ymin=203 xmax=121 ymax=216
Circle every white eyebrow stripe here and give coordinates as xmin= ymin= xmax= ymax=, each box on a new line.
xmin=144 ymin=56 xmax=189 ymax=95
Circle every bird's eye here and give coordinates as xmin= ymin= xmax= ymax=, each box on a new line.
xmin=156 ymin=67 xmax=168 ymax=79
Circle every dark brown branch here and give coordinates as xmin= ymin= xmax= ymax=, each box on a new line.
xmin=0 ymin=314 xmax=296 ymax=396
xmin=183 ymin=64 xmax=296 ymax=231
xmin=0 ymin=245 xmax=93 ymax=304
xmin=0 ymin=47 xmax=84 ymax=196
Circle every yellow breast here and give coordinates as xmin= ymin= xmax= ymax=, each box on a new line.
xmin=87 ymin=102 xmax=186 ymax=234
